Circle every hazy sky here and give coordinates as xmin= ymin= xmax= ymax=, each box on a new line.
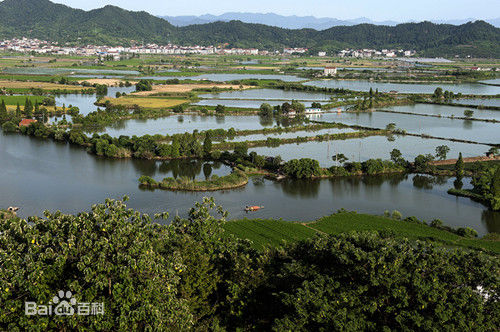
xmin=50 ymin=0 xmax=499 ymax=21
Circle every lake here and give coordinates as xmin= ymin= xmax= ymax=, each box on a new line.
xmin=249 ymin=135 xmax=490 ymax=166
xmin=304 ymin=80 xmax=500 ymax=95
xmin=318 ymin=111 xmax=500 ymax=144
xmin=0 ymin=131 xmax=497 ymax=235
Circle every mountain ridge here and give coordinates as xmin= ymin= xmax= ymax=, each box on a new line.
xmin=0 ymin=0 xmax=498 ymax=57
xmin=161 ymin=12 xmax=500 ymax=30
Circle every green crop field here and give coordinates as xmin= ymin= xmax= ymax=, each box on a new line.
xmin=0 ymin=95 xmax=46 ymax=105
xmin=224 ymin=212 xmax=500 ymax=253
xmin=223 ymin=219 xmax=317 ymax=248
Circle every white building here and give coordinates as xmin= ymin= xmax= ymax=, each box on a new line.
xmin=318 ymin=51 xmax=326 ymax=57
xmin=324 ymin=67 xmax=337 ymax=76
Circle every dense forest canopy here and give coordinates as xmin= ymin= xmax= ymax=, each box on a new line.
xmin=1 ymin=198 xmax=499 ymax=330
xmin=0 ymin=0 xmax=499 ymax=57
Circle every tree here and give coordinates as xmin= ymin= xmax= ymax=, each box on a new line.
xmin=24 ymin=98 xmax=33 ymax=118
xmin=487 ymin=147 xmax=499 ymax=156
xmin=435 ymin=145 xmax=450 ymax=160
xmin=203 ymin=134 xmax=212 ymax=157
xmin=385 ymin=123 xmax=396 ymax=131
xmin=390 ymin=149 xmax=404 ymax=165
xmin=259 ymin=103 xmax=273 ymax=117
xmin=0 ymin=99 xmax=7 ymax=121
xmin=463 ymin=109 xmax=474 ymax=118
xmin=332 ymin=153 xmax=348 ymax=165
xmin=135 ymin=79 xmax=153 ymax=92
xmin=170 ymin=138 xmax=181 ymax=158
xmin=234 ymin=142 xmax=248 ymax=159
xmin=433 ymin=87 xmax=443 ymax=99
xmin=455 ymin=152 xmax=464 ymax=178
xmin=215 ymin=104 xmax=225 ymax=115
xmin=15 ymin=103 xmax=21 ymax=117
xmin=283 ymin=158 xmax=321 ymax=179
xmin=290 ymin=100 xmax=305 ymax=114
xmin=414 ymin=154 xmax=434 ymax=172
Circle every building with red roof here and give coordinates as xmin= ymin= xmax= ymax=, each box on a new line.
xmin=19 ymin=119 xmax=37 ymax=127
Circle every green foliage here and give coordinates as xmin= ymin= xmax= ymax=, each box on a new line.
xmin=1 ymin=121 xmax=17 ymax=133
xmin=0 ymin=1 xmax=497 ymax=56
xmin=135 ymin=79 xmax=153 ymax=92
xmin=283 ymin=158 xmax=321 ymax=179
xmin=435 ymin=145 xmax=450 ymax=160
xmin=414 ymin=154 xmax=435 ymax=173
xmin=1 ymin=198 xmax=499 ymax=330
xmin=259 ymin=103 xmax=273 ymax=117
xmin=463 ymin=109 xmax=474 ymax=118
xmin=215 ymin=104 xmax=225 ymax=115
xmin=455 ymin=152 xmax=465 ymax=177
xmin=471 ymin=164 xmax=500 ymax=210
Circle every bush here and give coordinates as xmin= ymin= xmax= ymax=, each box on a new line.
xmin=1 ymin=121 xmax=17 ymax=133
xmin=391 ymin=210 xmax=402 ymax=220
xmin=138 ymin=175 xmax=158 ymax=186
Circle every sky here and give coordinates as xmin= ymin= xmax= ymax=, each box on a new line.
xmin=50 ymin=0 xmax=499 ymax=21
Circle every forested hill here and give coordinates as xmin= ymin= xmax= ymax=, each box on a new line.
xmin=0 ymin=0 xmax=499 ymax=57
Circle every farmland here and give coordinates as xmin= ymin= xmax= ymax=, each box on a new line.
xmin=224 ymin=212 xmax=500 ymax=253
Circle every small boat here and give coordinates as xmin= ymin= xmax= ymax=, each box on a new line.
xmin=245 ymin=205 xmax=264 ymax=212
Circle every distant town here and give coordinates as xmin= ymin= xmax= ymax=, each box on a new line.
xmin=1 ymin=37 xmax=418 ymax=60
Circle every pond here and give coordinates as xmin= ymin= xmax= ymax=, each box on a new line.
xmin=451 ymin=98 xmax=500 ymax=107
xmin=228 ymin=127 xmax=357 ymax=142
xmin=194 ymin=99 xmax=322 ymax=108
xmin=318 ymin=111 xmax=500 ymax=144
xmin=100 ymin=114 xmax=285 ymax=137
xmin=304 ymin=79 xmax=500 ymax=95
xmin=384 ymin=103 xmax=500 ymax=120
xmin=199 ymin=88 xmax=332 ymax=101
xmin=249 ymin=135 xmax=490 ymax=167
xmin=0 ymin=131 xmax=498 ymax=235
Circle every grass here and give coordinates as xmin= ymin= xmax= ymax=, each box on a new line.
xmin=101 ymin=96 xmax=188 ymax=109
xmin=224 ymin=212 xmax=500 ymax=253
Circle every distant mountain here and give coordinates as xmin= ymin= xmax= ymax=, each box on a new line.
xmin=161 ymin=13 xmax=400 ymax=29
xmin=161 ymin=12 xmax=500 ymax=30
xmin=0 ymin=0 xmax=498 ymax=57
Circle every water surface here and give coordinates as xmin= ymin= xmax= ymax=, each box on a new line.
xmin=318 ymin=111 xmax=500 ymax=144
xmin=0 ymin=131 xmax=497 ymax=235
xmin=304 ymin=80 xmax=500 ymax=95
xmin=249 ymin=135 xmax=490 ymax=166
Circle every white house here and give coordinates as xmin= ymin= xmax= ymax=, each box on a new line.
xmin=324 ymin=67 xmax=337 ymax=76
